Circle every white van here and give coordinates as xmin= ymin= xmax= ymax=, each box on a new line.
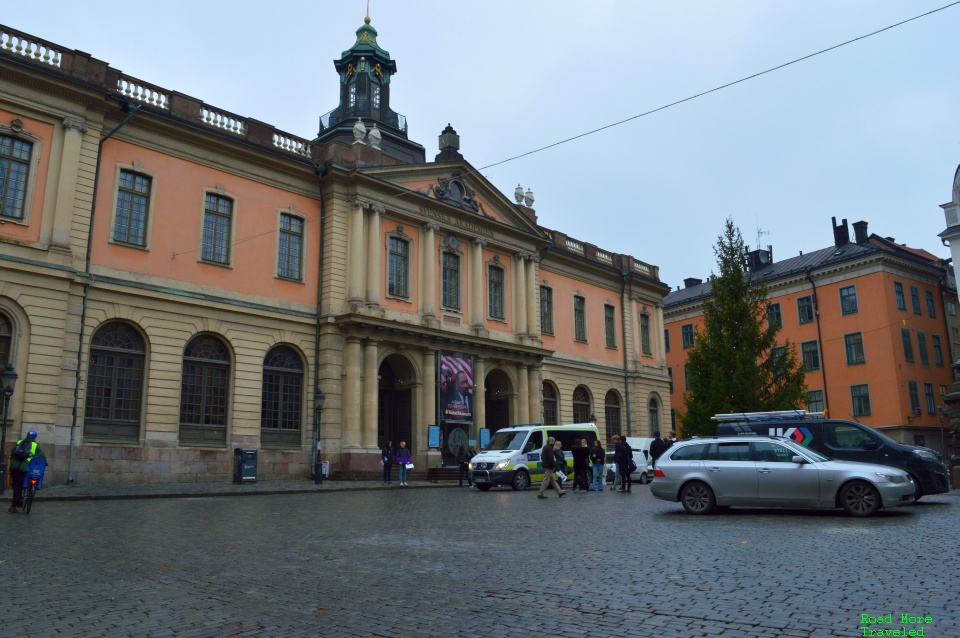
xmin=469 ymin=424 xmax=601 ymax=491
xmin=604 ymin=438 xmax=653 ymax=486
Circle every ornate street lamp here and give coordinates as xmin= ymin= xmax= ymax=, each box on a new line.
xmin=0 ymin=363 xmax=20 ymax=496
xmin=314 ymin=388 xmax=326 ymax=485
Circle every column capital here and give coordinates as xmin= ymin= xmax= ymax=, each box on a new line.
xmin=62 ymin=117 xmax=88 ymax=133
xmin=473 ymin=237 xmax=488 ymax=247
xmin=425 ymin=221 xmax=440 ymax=232
xmin=372 ymin=204 xmax=386 ymax=215
xmin=353 ymin=198 xmax=384 ymax=213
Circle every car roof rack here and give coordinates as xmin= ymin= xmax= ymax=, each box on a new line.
xmin=711 ymin=410 xmax=827 ymax=423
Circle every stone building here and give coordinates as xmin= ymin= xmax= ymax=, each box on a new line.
xmin=0 ymin=17 xmax=670 ymax=485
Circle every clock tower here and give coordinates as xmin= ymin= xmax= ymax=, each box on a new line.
xmin=316 ymin=12 xmax=425 ymax=164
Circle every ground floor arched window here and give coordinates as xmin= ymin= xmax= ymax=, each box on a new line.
xmin=542 ymin=382 xmax=558 ymax=425
xmin=179 ymin=335 xmax=230 ymax=446
xmin=573 ymin=385 xmax=591 ymax=424
xmin=261 ymin=345 xmax=303 ymax=448
xmin=84 ymin=322 xmax=145 ymax=442
xmin=605 ymin=390 xmax=621 ymax=442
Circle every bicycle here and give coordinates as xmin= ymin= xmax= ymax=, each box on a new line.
xmin=20 ymin=456 xmax=46 ymax=515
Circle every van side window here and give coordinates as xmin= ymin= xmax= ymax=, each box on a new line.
xmin=753 ymin=442 xmax=795 ymax=463
xmin=702 ymin=442 xmax=752 ymax=461
xmin=824 ymin=423 xmax=880 ymax=450
xmin=525 ymin=431 xmax=543 ymax=453
xmin=670 ymin=443 xmax=707 ymax=461
xmin=553 ymin=430 xmax=594 ymax=451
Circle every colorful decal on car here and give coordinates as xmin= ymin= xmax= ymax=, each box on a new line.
xmin=767 ymin=426 xmax=813 ymax=446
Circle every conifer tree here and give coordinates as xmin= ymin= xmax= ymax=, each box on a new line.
xmin=679 ymin=219 xmax=806 ymax=437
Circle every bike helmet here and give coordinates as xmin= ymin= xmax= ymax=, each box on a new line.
xmin=27 ymin=430 xmax=37 ymax=440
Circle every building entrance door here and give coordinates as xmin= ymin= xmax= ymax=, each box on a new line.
xmin=484 ymin=367 xmax=512 ymax=433
xmin=378 ymin=358 xmax=412 ymax=450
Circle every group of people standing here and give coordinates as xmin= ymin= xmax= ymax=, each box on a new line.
xmin=380 ymin=441 xmax=413 ymax=486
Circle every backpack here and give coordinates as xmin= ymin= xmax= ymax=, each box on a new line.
xmin=12 ymin=439 xmax=32 ymax=461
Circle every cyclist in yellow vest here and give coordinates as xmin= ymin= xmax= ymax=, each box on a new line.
xmin=8 ymin=430 xmax=45 ymax=513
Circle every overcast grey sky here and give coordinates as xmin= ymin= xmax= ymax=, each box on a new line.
xmin=12 ymin=1 xmax=960 ymax=288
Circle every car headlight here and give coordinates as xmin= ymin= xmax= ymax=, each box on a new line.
xmin=495 ymin=460 xmax=509 ymax=470
xmin=467 ymin=463 xmax=473 ymax=470
xmin=912 ymin=449 xmax=938 ymax=462
xmin=874 ymin=472 xmax=904 ymax=484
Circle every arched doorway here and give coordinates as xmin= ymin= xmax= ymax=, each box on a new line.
xmin=378 ymin=354 xmax=415 ymax=450
xmin=484 ymin=368 xmax=512 ymax=433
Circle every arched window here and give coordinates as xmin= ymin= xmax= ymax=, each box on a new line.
xmin=84 ymin=323 xmax=146 ymax=442
xmin=261 ymin=346 xmax=304 ymax=448
xmin=605 ymin=391 xmax=622 ymax=442
xmin=179 ymin=335 xmax=230 ymax=446
xmin=573 ymin=385 xmax=591 ymax=424
xmin=649 ymin=397 xmax=661 ymax=434
xmin=542 ymin=382 xmax=558 ymax=425
xmin=0 ymin=313 xmax=11 ymax=369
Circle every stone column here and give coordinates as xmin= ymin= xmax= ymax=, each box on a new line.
xmin=525 ymin=254 xmax=538 ymax=337
xmin=365 ymin=205 xmax=384 ymax=307
xmin=513 ymin=254 xmax=527 ymax=336
xmin=474 ymin=356 xmax=486 ymax=434
xmin=654 ymin=302 xmax=667 ymax=365
xmin=52 ymin=118 xmax=88 ymax=250
xmin=421 ymin=222 xmax=439 ymax=318
xmin=470 ymin=238 xmax=487 ymax=327
xmin=347 ymin=200 xmax=366 ymax=303
xmin=362 ymin=339 xmax=379 ymax=448
xmin=516 ymin=363 xmax=530 ymax=424
xmin=423 ymin=349 xmax=437 ymax=428
xmin=528 ymin=365 xmax=541 ymax=425
xmin=343 ymin=337 xmax=363 ymax=448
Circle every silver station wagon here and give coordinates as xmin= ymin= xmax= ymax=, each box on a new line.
xmin=650 ymin=436 xmax=915 ymax=517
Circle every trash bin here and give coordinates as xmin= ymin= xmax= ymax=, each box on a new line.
xmin=233 ymin=448 xmax=257 ymax=484
xmin=321 ymin=461 xmax=329 ymax=478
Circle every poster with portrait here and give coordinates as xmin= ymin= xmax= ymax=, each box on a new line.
xmin=439 ymin=352 xmax=473 ymax=423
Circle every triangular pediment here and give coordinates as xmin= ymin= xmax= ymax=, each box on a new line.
xmin=359 ymin=161 xmax=543 ymax=237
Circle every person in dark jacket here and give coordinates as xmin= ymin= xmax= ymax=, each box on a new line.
xmin=589 ymin=439 xmax=605 ymax=492
xmin=614 ymin=436 xmax=632 ymax=493
xmin=571 ymin=438 xmax=590 ymax=491
xmin=9 ymin=430 xmax=45 ymax=513
xmin=537 ymin=437 xmax=565 ymax=499
xmin=553 ymin=442 xmax=568 ymax=489
xmin=381 ymin=442 xmax=395 ymax=484
xmin=649 ymin=431 xmax=668 ymax=470
xmin=456 ymin=444 xmax=474 ymax=487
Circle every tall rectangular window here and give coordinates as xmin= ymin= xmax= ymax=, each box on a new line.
xmin=910 ymin=285 xmax=921 ymax=314
xmin=771 ymin=346 xmax=786 ymax=377
xmin=924 ymin=383 xmax=936 ymax=414
xmin=681 ymin=324 xmax=695 ymax=348
xmin=683 ymin=364 xmax=691 ymax=391
xmin=806 ymin=389 xmax=824 ymax=413
xmin=845 ymin=332 xmax=865 ymax=365
xmin=114 ymin=170 xmax=151 ymax=246
xmin=801 ymin=340 xmax=820 ymax=371
xmin=201 ymin=193 xmax=232 ymax=264
xmin=840 ymin=286 xmax=858 ymax=315
xmin=917 ymin=331 xmax=929 ymax=365
xmin=908 ymin=380 xmax=920 ymax=414
xmin=925 ymin=290 xmax=936 ymax=318
xmin=667 ymin=367 xmax=674 ymax=393
xmin=442 ymin=253 xmax=460 ymax=308
xmin=949 ymin=300 xmax=957 ymax=316
xmin=664 ymin=328 xmax=671 ymax=353
xmin=851 ymin=384 xmax=871 ymax=417
xmin=604 ymin=304 xmax=616 ymax=347
xmin=766 ymin=303 xmax=782 ymax=329
xmin=901 ymin=327 xmax=914 ymax=362
xmin=797 ymin=296 xmax=814 ymax=324
xmin=387 ymin=237 xmax=409 ymax=297
xmin=540 ymin=286 xmax=554 ymax=334
xmin=640 ymin=314 xmax=651 ymax=355
xmin=574 ymin=296 xmax=587 ymax=341
xmin=932 ymin=334 xmax=944 ymax=366
xmin=894 ymin=282 xmax=906 ymax=311
xmin=277 ymin=214 xmax=304 ymax=280
xmin=0 ymin=134 xmax=31 ymax=220
xmin=487 ymin=265 xmax=505 ymax=319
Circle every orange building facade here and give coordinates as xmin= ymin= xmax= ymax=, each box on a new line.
xmin=0 ymin=20 xmax=670 ymax=485
xmin=664 ymin=218 xmax=959 ymax=456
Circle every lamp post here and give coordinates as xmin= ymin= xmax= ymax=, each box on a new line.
xmin=314 ymin=388 xmax=326 ymax=485
xmin=0 ymin=363 xmax=19 ymax=496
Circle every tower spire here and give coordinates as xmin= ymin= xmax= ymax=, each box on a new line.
xmin=365 ymin=0 xmax=370 ymax=24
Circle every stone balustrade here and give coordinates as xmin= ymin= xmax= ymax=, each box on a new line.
xmin=118 ymin=74 xmax=170 ymax=109
xmin=0 ymin=27 xmax=62 ymax=68
xmin=201 ymin=105 xmax=246 ymax=135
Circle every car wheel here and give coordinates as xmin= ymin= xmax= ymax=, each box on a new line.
xmin=639 ymin=472 xmax=649 ymax=485
xmin=910 ymin=476 xmax=923 ymax=502
xmin=840 ymin=481 xmax=881 ymax=517
xmin=511 ymin=470 xmax=531 ymax=491
xmin=680 ymin=481 xmax=715 ymax=515
xmin=475 ymin=483 xmax=492 ymax=492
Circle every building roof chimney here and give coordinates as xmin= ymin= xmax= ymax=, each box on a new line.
xmin=852 ymin=220 xmax=868 ymax=245
xmin=683 ymin=277 xmax=703 ymax=289
xmin=832 ymin=217 xmax=850 ymax=247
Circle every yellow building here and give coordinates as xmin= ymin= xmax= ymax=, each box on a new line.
xmin=0 ymin=18 xmax=670 ymax=484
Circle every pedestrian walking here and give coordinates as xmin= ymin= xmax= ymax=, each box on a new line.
xmin=620 ymin=436 xmax=634 ymax=493
xmin=609 ymin=435 xmax=621 ymax=491
xmin=553 ymin=440 xmax=568 ymax=490
xmin=589 ymin=439 xmax=605 ymax=492
xmin=457 ymin=444 xmax=474 ymax=487
xmin=395 ymin=441 xmax=412 ymax=486
xmin=8 ymin=430 xmax=45 ymax=513
xmin=572 ymin=438 xmax=590 ymax=491
xmin=650 ymin=431 xmax=667 ymax=470
xmin=615 ymin=435 xmax=632 ymax=493
xmin=381 ymin=441 xmax=395 ymax=485
xmin=537 ymin=437 xmax=566 ymax=499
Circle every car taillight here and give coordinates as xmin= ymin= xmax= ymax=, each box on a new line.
xmin=653 ymin=468 xmax=665 ymax=478
xmin=30 ymin=479 xmax=37 ymax=486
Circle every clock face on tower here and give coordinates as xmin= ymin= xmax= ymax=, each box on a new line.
xmin=758 ymin=251 xmax=769 ymax=264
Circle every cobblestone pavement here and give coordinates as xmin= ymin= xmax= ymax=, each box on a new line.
xmin=2 ymin=482 xmax=957 ymax=638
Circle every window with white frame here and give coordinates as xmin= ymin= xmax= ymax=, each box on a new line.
xmin=387 ymin=237 xmax=410 ymax=297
